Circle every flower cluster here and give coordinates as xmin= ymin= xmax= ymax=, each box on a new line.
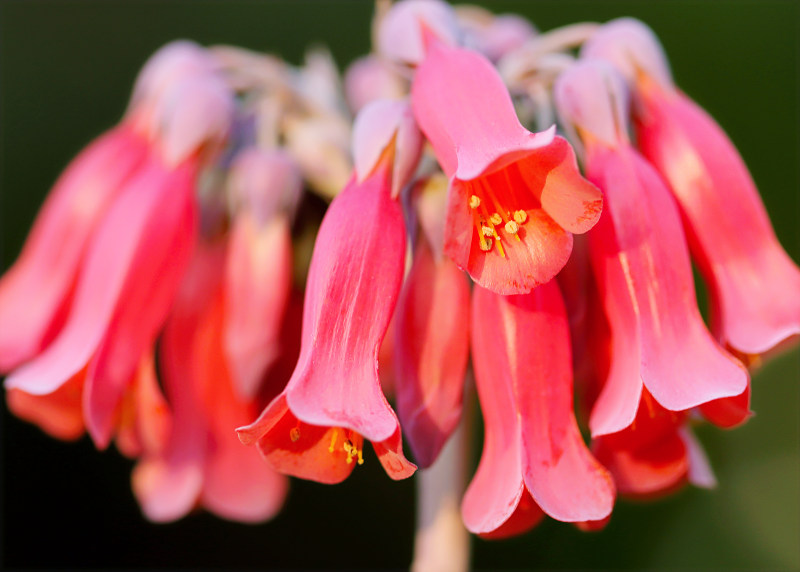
xmin=2 ymin=0 xmax=798 ymax=553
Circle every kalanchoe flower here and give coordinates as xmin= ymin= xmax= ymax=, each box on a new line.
xmin=454 ymin=5 xmax=536 ymax=62
xmin=223 ymin=148 xmax=302 ymax=399
xmin=133 ymin=242 xmax=288 ymax=522
xmin=344 ymin=55 xmax=407 ymax=114
xmin=393 ymin=176 xmax=470 ymax=467
xmin=237 ymin=156 xmax=416 ymax=484
xmin=3 ymin=41 xmax=233 ymax=448
xmin=411 ymin=38 xmax=603 ymax=294
xmin=554 ymin=59 xmax=748 ymax=437
xmin=0 ymin=125 xmax=148 ymax=373
xmin=377 ymin=0 xmax=461 ymax=67
xmin=462 ymin=281 xmax=615 ymax=537
xmin=583 ymin=18 xmax=800 ymax=359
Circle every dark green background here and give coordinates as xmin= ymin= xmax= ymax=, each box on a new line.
xmin=1 ymin=1 xmax=798 ymax=569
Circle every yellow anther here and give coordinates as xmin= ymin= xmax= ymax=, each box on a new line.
xmin=289 ymin=427 xmax=301 ymax=442
xmin=357 ymin=448 xmax=364 ymax=465
xmin=480 ymin=240 xmax=492 ymax=252
xmin=489 ymin=213 xmax=503 ymax=226
xmin=468 ymin=195 xmax=481 ymax=209
xmin=328 ymin=428 xmax=339 ymax=453
xmin=344 ymin=439 xmax=356 ymax=464
xmin=481 ymin=225 xmax=494 ymax=237
xmin=504 ymin=220 xmax=519 ymax=234
xmin=513 ymin=210 xmax=528 ymax=224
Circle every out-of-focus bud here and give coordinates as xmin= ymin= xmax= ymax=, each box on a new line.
xmin=554 ymin=59 xmax=631 ymax=149
xmin=581 ymin=18 xmax=673 ymax=91
xmin=284 ymin=115 xmax=352 ymax=199
xmin=455 ymin=5 xmax=535 ymax=62
xmin=227 ymin=148 xmax=303 ymax=224
xmin=344 ymin=55 xmax=408 ymax=114
xmin=352 ymin=99 xmax=423 ymax=197
xmin=378 ymin=0 xmax=460 ymax=67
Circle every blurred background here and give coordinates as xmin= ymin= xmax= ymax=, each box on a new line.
xmin=1 ymin=1 xmax=798 ymax=569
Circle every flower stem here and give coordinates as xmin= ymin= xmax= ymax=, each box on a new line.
xmin=410 ymin=420 xmax=471 ymax=572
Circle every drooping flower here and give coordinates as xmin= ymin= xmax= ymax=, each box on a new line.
xmin=554 ymin=59 xmax=748 ymax=437
xmin=223 ymin=148 xmax=302 ymax=399
xmin=392 ymin=176 xmax=471 ymax=468
xmin=582 ymin=18 xmax=800 ymax=360
xmin=410 ymin=38 xmax=603 ymax=294
xmin=3 ymin=41 xmax=233 ymax=448
xmin=0 ymin=124 xmax=148 ymax=373
xmin=132 ymin=241 xmax=288 ymax=523
xmin=237 ymin=157 xmax=416 ymax=484
xmin=462 ymin=280 xmax=615 ymax=537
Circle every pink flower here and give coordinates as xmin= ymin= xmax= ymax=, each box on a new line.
xmin=554 ymin=59 xmax=748 ymax=438
xmin=223 ymin=148 xmax=302 ymax=400
xmin=411 ymin=40 xmax=602 ymax=294
xmin=0 ymin=125 xmax=149 ymax=373
xmin=3 ymin=41 xmax=233 ymax=448
xmin=132 ymin=242 xmax=288 ymax=523
xmin=237 ymin=160 xmax=416 ymax=484
xmin=462 ymin=280 xmax=615 ymax=537
xmin=583 ymin=18 xmax=800 ymax=359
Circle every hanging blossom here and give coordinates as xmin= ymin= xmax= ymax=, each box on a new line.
xmin=1 ymin=37 xmax=355 ymax=523
xmin=2 ymin=0 xmax=798 ymax=561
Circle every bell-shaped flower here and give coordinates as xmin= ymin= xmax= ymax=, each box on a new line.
xmin=583 ymin=18 xmax=800 ymax=358
xmin=237 ymin=158 xmax=416 ymax=484
xmin=411 ymin=40 xmax=602 ymax=294
xmin=462 ymin=281 xmax=615 ymax=538
xmin=554 ymin=60 xmax=748 ymax=437
xmin=223 ymin=148 xmax=302 ymax=399
xmin=393 ymin=177 xmax=470 ymax=467
xmin=133 ymin=242 xmax=288 ymax=523
xmin=0 ymin=125 xmax=149 ymax=373
xmin=377 ymin=0 xmax=461 ymax=67
xmin=454 ymin=5 xmax=536 ymax=62
xmin=343 ymin=55 xmax=407 ymax=114
xmin=3 ymin=41 xmax=233 ymax=448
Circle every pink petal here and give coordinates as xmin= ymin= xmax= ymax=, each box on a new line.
xmin=227 ymin=148 xmax=303 ymax=225
xmin=411 ymin=42 xmax=554 ymax=180
xmin=377 ymin=0 xmax=459 ymax=66
xmin=352 ymin=99 xmax=423 ymax=197
xmin=679 ymin=427 xmax=717 ymax=489
xmin=285 ymin=166 xmax=407 ymax=444
xmin=473 ymin=284 xmax=615 ymax=523
xmin=196 ymin=294 xmax=288 ymax=522
xmin=635 ymin=84 xmax=800 ymax=356
xmin=0 ymin=125 xmax=148 ymax=372
xmin=131 ymin=242 xmax=221 ymax=522
xmin=462 ymin=287 xmax=528 ymax=535
xmin=5 ymin=155 xmax=183 ymax=397
xmin=394 ymin=237 xmax=469 ymax=467
xmin=223 ymin=215 xmax=292 ymax=399
xmin=372 ymin=428 xmax=418 ymax=481
xmin=83 ymin=159 xmax=197 ymax=448
xmin=586 ymin=145 xmax=748 ymax=419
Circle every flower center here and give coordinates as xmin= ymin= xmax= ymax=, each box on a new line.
xmin=328 ymin=427 xmax=365 ymax=465
xmin=468 ymin=178 xmax=529 ymax=257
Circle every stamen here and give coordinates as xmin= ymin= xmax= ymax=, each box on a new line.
xmin=289 ymin=427 xmax=301 ymax=442
xmin=344 ymin=439 xmax=355 ymax=464
xmin=513 ymin=210 xmax=528 ymax=224
xmin=480 ymin=240 xmax=493 ymax=252
xmin=489 ymin=213 xmax=503 ymax=226
xmin=481 ymin=225 xmax=494 ymax=237
xmin=328 ymin=428 xmax=339 ymax=453
xmin=505 ymin=220 xmax=520 ymax=234
xmin=495 ymin=238 xmax=506 ymax=258
xmin=468 ymin=195 xmax=481 ymax=209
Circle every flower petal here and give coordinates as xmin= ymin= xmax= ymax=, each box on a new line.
xmin=83 ymin=159 xmax=197 ymax=448
xmin=285 ymin=166 xmax=406 ymax=444
xmin=224 ymin=215 xmax=292 ymax=399
xmin=394 ymin=237 xmax=469 ymax=467
xmin=586 ymin=146 xmax=748 ymax=418
xmin=0 ymin=125 xmax=147 ymax=372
